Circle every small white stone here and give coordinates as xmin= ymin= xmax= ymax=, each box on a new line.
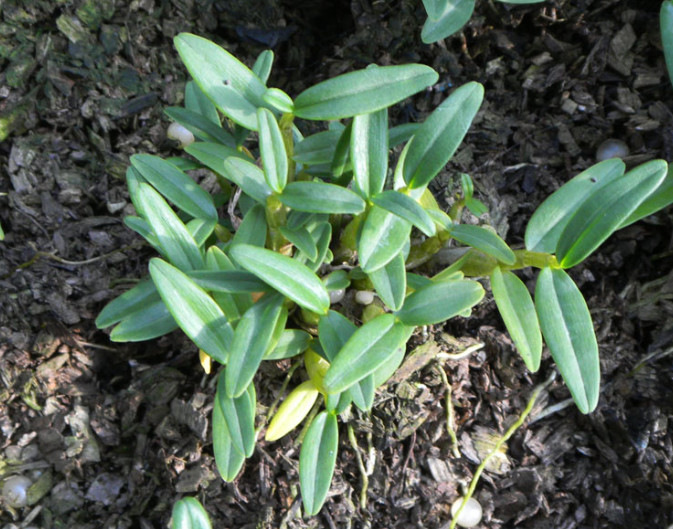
xmin=2 ymin=475 xmax=32 ymax=508
xmin=596 ymin=139 xmax=629 ymax=162
xmin=167 ymin=122 xmax=195 ymax=148
xmin=329 ymin=289 xmax=345 ymax=304
xmin=450 ymin=497 xmax=483 ymax=528
xmin=355 ymin=290 xmax=375 ymax=305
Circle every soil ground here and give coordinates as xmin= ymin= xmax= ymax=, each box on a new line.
xmin=1 ymin=0 xmax=673 ymax=528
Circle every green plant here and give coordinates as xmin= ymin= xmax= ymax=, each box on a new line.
xmin=420 ymin=0 xmax=545 ymax=44
xmin=662 ymin=0 xmax=673 ymax=86
xmin=96 ymin=33 xmax=671 ymax=516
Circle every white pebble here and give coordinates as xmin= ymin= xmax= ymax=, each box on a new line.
xmin=2 ymin=475 xmax=32 ymax=508
xmin=167 ymin=122 xmax=195 ymax=148
xmin=596 ymin=139 xmax=629 ymax=161
xmin=329 ymin=289 xmax=345 ymax=304
xmin=355 ymin=290 xmax=375 ymax=305
xmin=450 ymin=497 xmax=483 ymax=528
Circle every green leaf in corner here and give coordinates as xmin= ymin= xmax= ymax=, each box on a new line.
xmin=257 ymin=108 xmax=288 ymax=193
xmin=323 ymin=314 xmax=408 ymax=394
xmin=279 ymin=181 xmax=365 ymax=215
xmin=229 ymin=244 xmax=330 ymax=314
xmin=524 ymin=158 xmax=625 ymax=253
xmin=222 ymin=157 xmax=273 ymax=205
xmin=109 ymin=299 xmax=178 ymax=342
xmin=294 ymin=64 xmax=438 ymax=120
xmin=225 ymin=293 xmax=286 ymax=398
xmin=264 ymin=329 xmax=312 ymax=360
xmin=252 ymin=50 xmax=274 ymax=84
xmin=172 ymin=497 xmax=212 ymax=529
xmin=535 ymin=267 xmax=599 ymax=414
xmin=395 ymin=278 xmax=484 ymax=326
xmin=618 ymin=162 xmax=673 ymax=229
xmin=556 ymin=159 xmax=667 ymax=268
xmin=174 ymin=33 xmax=267 ymax=130
xmin=149 ymin=258 xmax=233 ymax=364
xmin=403 ymin=82 xmax=484 ymax=189
xmin=662 ymin=0 xmax=673 ymax=86
xmin=212 ymin=395 xmax=246 ymax=481
xmin=421 ymin=0 xmax=476 ymax=43
xmin=280 ymin=225 xmax=318 ymax=261
xmin=351 ymin=108 xmax=388 ymax=197
xmin=216 ymin=371 xmax=256 ymax=457
xmin=490 ymin=267 xmax=542 ymax=372
xmin=96 ymin=279 xmax=160 ymax=329
xmin=371 ymin=190 xmax=436 ymax=237
xmin=368 ymin=252 xmax=406 ymax=311
xmin=449 ymin=224 xmax=515 ymax=265
xmin=358 ymin=206 xmax=412 ymax=273
xmin=299 ymin=411 xmax=338 ymax=516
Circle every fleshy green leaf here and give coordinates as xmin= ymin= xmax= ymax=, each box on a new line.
xmin=252 ymin=50 xmax=274 ymax=83
xmin=212 ymin=396 xmax=246 ymax=481
xmin=188 ymin=270 xmax=271 ymax=294
xmin=535 ymin=267 xmax=599 ymax=414
xmin=323 ymin=314 xmax=408 ymax=393
xmin=222 ymin=157 xmax=273 ymax=204
xmin=265 ymin=380 xmax=320 ymax=441
xmin=184 ymin=142 xmax=246 ymax=175
xmin=226 ymin=293 xmax=286 ymax=397
xmin=371 ymin=190 xmax=436 ymax=237
xmin=264 ymin=329 xmax=312 ymax=360
xmin=172 ymin=497 xmax=212 ymax=529
xmin=231 ymin=204 xmax=268 ymax=248
xmin=279 ymin=181 xmax=366 ymax=215
xmin=109 ymin=299 xmax=178 ymax=342
xmin=368 ymin=252 xmax=406 ymax=311
xmin=421 ymin=0 xmax=476 ymax=43
xmin=330 ymin=121 xmax=352 ymax=178
xmin=299 ymin=411 xmax=338 ymax=516
xmin=422 ymin=0 xmax=446 ymax=19
xmin=205 ymin=246 xmax=252 ymax=322
xmin=174 ymin=33 xmax=267 ymax=130
xmin=149 ymin=258 xmax=233 ymax=364
xmin=557 ymin=160 xmax=668 ymax=268
xmin=96 ymin=280 xmax=160 ymax=328
xmin=229 ymin=244 xmax=330 ymax=314
xmin=257 ymin=108 xmax=288 ymax=193
xmin=186 ymin=218 xmax=216 ymax=247
xmin=263 ymin=87 xmax=294 ymax=114
xmin=280 ymin=225 xmax=318 ymax=261
xmin=295 ymin=221 xmax=332 ymax=272
xmin=618 ymin=163 xmax=673 ymax=228
xmin=293 ymin=129 xmax=343 ymax=165
xmin=294 ymin=64 xmax=438 ymax=120
xmin=185 ymin=80 xmax=219 ymax=122
xmin=395 ymin=279 xmax=484 ymax=326
xmin=358 ymin=206 xmax=412 ymax=273
xmin=490 ymin=267 xmax=542 ymax=372
xmin=352 ymin=109 xmax=388 ymax=197
xmin=524 ymin=159 xmax=625 ymax=253
xmin=164 ymin=107 xmax=235 ymax=146
xmin=389 ymin=123 xmax=419 ymax=148
xmin=136 ymin=183 xmax=204 ymax=271
xmin=662 ymin=1 xmax=673 ymax=86
xmin=403 ymin=82 xmax=484 ymax=189
xmin=216 ymin=372 xmax=256 ymax=456
xmin=322 ymin=270 xmax=350 ymax=291
xmin=449 ymin=224 xmax=515 ymax=265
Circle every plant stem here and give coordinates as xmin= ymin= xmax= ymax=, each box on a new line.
xmin=347 ymin=424 xmax=369 ymax=510
xmin=435 ymin=364 xmax=460 ymax=458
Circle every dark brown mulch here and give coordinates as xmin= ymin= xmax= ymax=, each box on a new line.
xmin=1 ymin=0 xmax=672 ymax=527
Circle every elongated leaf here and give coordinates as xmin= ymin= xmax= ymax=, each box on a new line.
xmin=395 ymin=279 xmax=484 ymax=326
xmin=293 ymin=129 xmax=343 ymax=165
xmin=149 ymin=258 xmax=232 ymax=364
xmin=352 ymin=109 xmax=388 ymax=197
xmin=185 ymin=80 xmax=219 ymax=123
xmin=403 ymin=82 xmax=483 ymax=189
xmin=280 ymin=225 xmax=318 ymax=261
xmin=109 ymin=299 xmax=178 ymax=342
xmin=371 ymin=190 xmax=436 ymax=237
xmin=186 ymin=218 xmax=216 ymax=247
xmin=226 ymin=294 xmax=286 ymax=397
xmin=490 ymin=267 xmax=542 ymax=371
xmin=389 ymin=123 xmax=419 ymax=148
xmin=524 ymin=159 xmax=625 ymax=252
xmin=279 ymin=181 xmax=365 ymax=215
xmin=165 ymin=107 xmax=235 ymax=146
xmin=368 ymin=252 xmax=406 ymax=311
xmin=222 ymin=158 xmax=273 ymax=204
xmin=663 ymin=1 xmax=673 ymax=86
xmin=263 ymin=87 xmax=294 ymax=114
xmin=257 ymin=108 xmax=288 ymax=193
xmin=296 ymin=221 xmax=332 ymax=272
xmin=205 ymin=246 xmax=252 ymax=322
xmin=265 ymin=329 xmax=312 ymax=360
xmin=252 ymin=50 xmax=274 ymax=83
xmin=294 ymin=64 xmax=438 ymax=120
xmin=185 ymin=142 xmax=246 ymax=176
xmin=175 ymin=33 xmax=267 ymax=130
xmin=421 ymin=0 xmax=476 ymax=43
xmin=172 ymin=497 xmax=212 ymax=529
xmin=188 ymin=270 xmax=271 ymax=293
xmin=330 ymin=121 xmax=352 ymax=178
xmin=322 ymin=270 xmax=350 ymax=291
xmin=96 ymin=280 xmax=160 ymax=328
xmin=212 ymin=397 xmax=246 ymax=481
xmin=358 ymin=206 xmax=412 ymax=273
xmin=535 ymin=267 xmax=599 ymax=414
xmin=230 ymin=245 xmax=330 ymax=314
xmin=231 ymin=203 xmax=267 ymax=248
xmin=137 ymin=183 xmax=204 ymax=271
xmin=299 ymin=411 xmax=338 ymax=516
xmin=618 ymin=163 xmax=673 ymax=228
xmin=323 ymin=314 xmax=408 ymax=393
xmin=217 ymin=372 xmax=256 ymax=456
xmin=557 ymin=160 xmax=668 ymax=268
xmin=265 ymin=380 xmax=320 ymax=441
xmin=422 ymin=0 xmax=446 ymax=19
xmin=449 ymin=224 xmax=515 ymax=265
